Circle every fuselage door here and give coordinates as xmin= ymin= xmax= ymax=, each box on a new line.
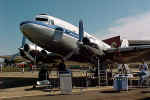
xmin=53 ymin=27 xmax=63 ymax=41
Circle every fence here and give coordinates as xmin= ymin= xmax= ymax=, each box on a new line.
xmin=43 ymin=70 xmax=111 ymax=90
xmin=0 ymin=65 xmax=40 ymax=73
xmin=1 ymin=65 xmax=150 ymax=89
xmin=0 ymin=66 xmax=23 ymax=72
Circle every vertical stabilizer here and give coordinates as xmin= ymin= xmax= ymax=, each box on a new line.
xmin=121 ymin=39 xmax=129 ymax=48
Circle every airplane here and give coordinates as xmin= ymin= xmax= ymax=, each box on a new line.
xmin=3 ymin=13 xmax=150 ymax=86
xmin=18 ymin=13 xmax=150 ymax=68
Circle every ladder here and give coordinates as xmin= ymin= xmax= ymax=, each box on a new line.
xmin=97 ymin=58 xmax=108 ymax=86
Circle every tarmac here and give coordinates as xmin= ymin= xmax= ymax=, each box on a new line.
xmin=1 ymin=86 xmax=150 ymax=100
xmin=0 ymin=85 xmax=112 ymax=99
xmin=1 ymin=72 xmax=150 ymax=100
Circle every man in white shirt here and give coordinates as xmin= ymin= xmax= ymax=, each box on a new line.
xmin=118 ymin=64 xmax=130 ymax=74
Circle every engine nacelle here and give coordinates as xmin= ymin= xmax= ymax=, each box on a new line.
xmin=82 ymin=37 xmax=99 ymax=49
xmin=20 ymin=44 xmax=51 ymax=62
xmin=25 ymin=44 xmax=43 ymax=52
xmin=82 ymin=37 xmax=90 ymax=45
xmin=24 ymin=44 xmax=30 ymax=52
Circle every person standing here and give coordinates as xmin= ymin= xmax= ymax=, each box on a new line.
xmin=139 ymin=63 xmax=149 ymax=86
xmin=58 ymin=60 xmax=66 ymax=73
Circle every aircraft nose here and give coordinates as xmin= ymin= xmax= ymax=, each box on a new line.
xmin=20 ymin=21 xmax=36 ymax=35
xmin=20 ymin=21 xmax=45 ymax=38
xmin=20 ymin=21 xmax=28 ymax=27
xmin=20 ymin=21 xmax=55 ymax=41
xmin=20 ymin=21 xmax=33 ymax=27
xmin=20 ymin=21 xmax=35 ymax=36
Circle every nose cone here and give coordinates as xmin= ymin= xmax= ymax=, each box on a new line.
xmin=20 ymin=21 xmax=56 ymax=44
xmin=20 ymin=21 xmax=37 ymax=37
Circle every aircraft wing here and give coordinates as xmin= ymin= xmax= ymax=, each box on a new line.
xmin=0 ymin=55 xmax=12 ymax=59
xmin=0 ymin=55 xmax=24 ymax=60
xmin=102 ymin=36 xmax=150 ymax=46
xmin=128 ymin=40 xmax=150 ymax=46
xmin=104 ymin=45 xmax=150 ymax=64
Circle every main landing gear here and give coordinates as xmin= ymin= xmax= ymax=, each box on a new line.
xmin=33 ymin=64 xmax=49 ymax=88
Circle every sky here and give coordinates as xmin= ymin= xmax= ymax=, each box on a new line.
xmin=1 ymin=0 xmax=150 ymax=55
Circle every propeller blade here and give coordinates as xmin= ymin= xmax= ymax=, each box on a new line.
xmin=10 ymin=52 xmax=20 ymax=61
xmin=63 ymin=48 xmax=78 ymax=61
xmin=9 ymin=35 xmax=26 ymax=62
xmin=23 ymin=51 xmax=35 ymax=62
xmin=63 ymin=20 xmax=84 ymax=61
xmin=79 ymin=20 xmax=84 ymax=42
xmin=21 ymin=36 xmax=26 ymax=48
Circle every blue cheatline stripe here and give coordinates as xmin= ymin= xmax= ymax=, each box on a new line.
xmin=20 ymin=21 xmax=79 ymax=39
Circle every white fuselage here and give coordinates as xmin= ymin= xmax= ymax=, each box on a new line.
xmin=20 ymin=14 xmax=110 ymax=56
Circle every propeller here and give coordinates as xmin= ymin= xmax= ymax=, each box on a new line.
xmin=21 ymin=36 xmax=26 ymax=48
xmin=63 ymin=20 xmax=84 ymax=61
xmin=79 ymin=20 xmax=84 ymax=42
xmin=63 ymin=48 xmax=78 ymax=61
xmin=78 ymin=20 xmax=90 ymax=45
xmin=10 ymin=36 xmax=26 ymax=61
xmin=64 ymin=20 xmax=103 ymax=62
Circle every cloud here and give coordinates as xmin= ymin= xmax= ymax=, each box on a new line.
xmin=104 ymin=12 xmax=150 ymax=40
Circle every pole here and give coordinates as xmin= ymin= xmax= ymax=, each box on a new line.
xmin=0 ymin=64 xmax=2 ymax=72
xmin=33 ymin=44 xmax=37 ymax=73
xmin=22 ymin=64 xmax=24 ymax=73
xmin=98 ymin=57 xmax=100 ymax=87
xmin=86 ymin=71 xmax=88 ymax=88
xmin=32 ymin=64 xmax=33 ymax=73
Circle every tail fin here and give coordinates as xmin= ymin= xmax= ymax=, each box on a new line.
xmin=103 ymin=36 xmax=121 ymax=48
xmin=121 ymin=39 xmax=129 ymax=48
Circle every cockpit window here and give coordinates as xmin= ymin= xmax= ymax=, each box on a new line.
xmin=35 ymin=17 xmax=48 ymax=22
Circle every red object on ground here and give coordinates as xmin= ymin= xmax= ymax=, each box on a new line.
xmin=29 ymin=64 xmax=32 ymax=68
